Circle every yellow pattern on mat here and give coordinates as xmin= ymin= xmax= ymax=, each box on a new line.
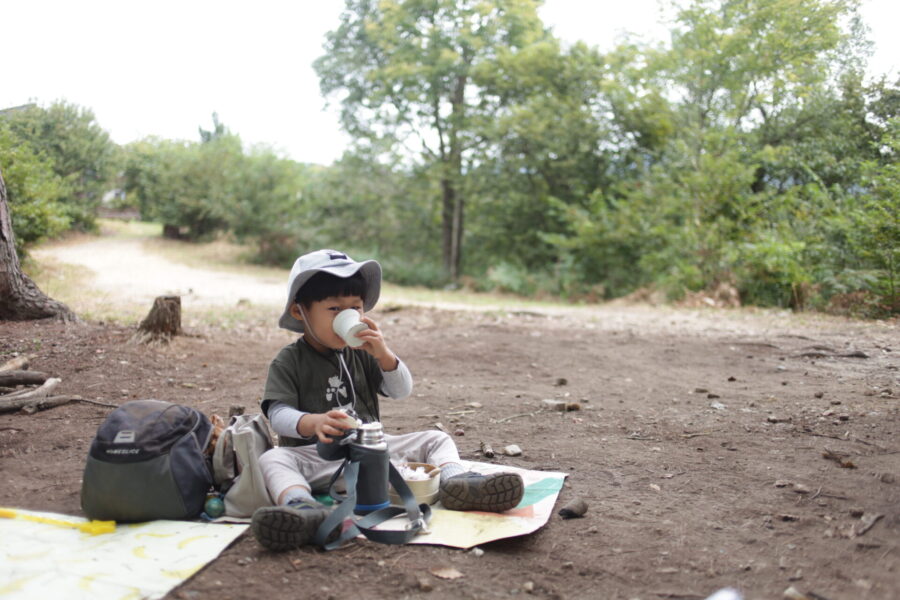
xmin=0 ymin=508 xmax=247 ymax=600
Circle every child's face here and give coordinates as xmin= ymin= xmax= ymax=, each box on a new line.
xmin=290 ymin=294 xmax=364 ymax=350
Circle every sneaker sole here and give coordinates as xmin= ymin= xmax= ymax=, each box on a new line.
xmin=251 ymin=506 xmax=330 ymax=552
xmin=440 ymin=473 xmax=525 ymax=512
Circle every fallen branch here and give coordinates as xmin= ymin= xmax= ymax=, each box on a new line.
xmin=21 ymin=395 xmax=83 ymax=415
xmin=854 ymin=513 xmax=884 ymax=537
xmin=480 ymin=441 xmax=495 ymax=458
xmin=493 ymin=410 xmax=540 ymax=424
xmin=0 ymin=378 xmax=61 ymax=413
xmin=822 ymin=447 xmax=856 ymax=469
xmin=627 ymin=434 xmax=660 ymax=441
xmin=0 ymin=370 xmax=48 ymax=387
xmin=798 ymin=350 xmax=868 ymax=359
xmin=75 ymin=397 xmax=119 ymax=408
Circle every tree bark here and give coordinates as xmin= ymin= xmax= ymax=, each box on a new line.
xmin=0 ymin=167 xmax=78 ymax=322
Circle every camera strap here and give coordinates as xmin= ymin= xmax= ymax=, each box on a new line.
xmin=314 ymin=458 xmax=432 ymax=550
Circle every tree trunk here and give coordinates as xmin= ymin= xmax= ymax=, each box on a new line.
xmin=162 ymin=224 xmax=183 ymax=240
xmin=440 ymin=156 xmax=465 ymax=282
xmin=450 ymin=190 xmax=463 ymax=283
xmin=441 ymin=177 xmax=455 ymax=279
xmin=0 ymin=167 xmax=77 ymax=322
xmin=135 ymin=295 xmax=182 ymax=342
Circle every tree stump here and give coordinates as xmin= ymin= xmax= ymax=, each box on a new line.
xmin=135 ymin=296 xmax=182 ymax=343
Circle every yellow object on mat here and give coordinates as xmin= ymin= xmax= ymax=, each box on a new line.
xmin=0 ymin=508 xmax=115 ymax=535
xmin=0 ymin=508 xmax=247 ymax=600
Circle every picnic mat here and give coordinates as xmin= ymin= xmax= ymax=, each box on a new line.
xmin=376 ymin=461 xmax=567 ymax=549
xmin=0 ymin=509 xmax=247 ymax=600
xmin=0 ymin=462 xmax=564 ymax=599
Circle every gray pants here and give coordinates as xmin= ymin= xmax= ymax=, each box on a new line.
xmin=259 ymin=430 xmax=460 ymax=504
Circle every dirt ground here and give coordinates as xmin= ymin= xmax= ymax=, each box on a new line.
xmin=1 ymin=297 xmax=899 ymax=600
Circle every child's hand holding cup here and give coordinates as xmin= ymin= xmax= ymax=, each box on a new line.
xmin=333 ymin=309 xmax=369 ymax=347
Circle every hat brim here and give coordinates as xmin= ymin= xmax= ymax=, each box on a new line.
xmin=278 ymin=260 xmax=382 ymax=333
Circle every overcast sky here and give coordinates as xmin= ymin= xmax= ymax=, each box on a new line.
xmin=2 ymin=0 xmax=897 ymax=165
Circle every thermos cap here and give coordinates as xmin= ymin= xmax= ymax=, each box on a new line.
xmin=357 ymin=422 xmax=385 ymax=447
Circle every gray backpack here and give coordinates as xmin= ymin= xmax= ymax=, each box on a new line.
xmin=212 ymin=413 xmax=274 ymax=517
xmin=81 ymin=399 xmax=214 ymax=522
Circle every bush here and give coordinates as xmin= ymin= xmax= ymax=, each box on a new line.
xmin=0 ymin=124 xmax=70 ymax=254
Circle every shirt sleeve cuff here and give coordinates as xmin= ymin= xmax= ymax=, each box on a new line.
xmin=268 ymin=401 xmax=315 ymax=440
xmin=380 ymin=359 xmax=413 ymax=399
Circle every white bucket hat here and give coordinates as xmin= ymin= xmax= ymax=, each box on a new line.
xmin=278 ymin=249 xmax=382 ymax=333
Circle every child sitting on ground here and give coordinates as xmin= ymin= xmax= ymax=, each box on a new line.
xmin=251 ymin=249 xmax=524 ymax=551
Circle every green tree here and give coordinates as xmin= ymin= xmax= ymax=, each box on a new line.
xmin=122 ymin=117 xmax=241 ymax=241
xmin=851 ymin=118 xmax=900 ymax=311
xmin=315 ymin=0 xmax=547 ymax=281
xmin=4 ymin=101 xmax=116 ymax=231
xmin=302 ymin=150 xmax=443 ymax=284
xmin=122 ymin=137 xmax=188 ymax=226
xmin=0 ymin=123 xmax=69 ymax=254
xmin=227 ymin=147 xmax=312 ymax=264
xmin=448 ymin=38 xmax=617 ymax=296
xmin=547 ymin=0 xmax=870 ymax=305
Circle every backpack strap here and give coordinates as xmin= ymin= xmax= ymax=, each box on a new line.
xmin=314 ymin=460 xmax=432 ymax=550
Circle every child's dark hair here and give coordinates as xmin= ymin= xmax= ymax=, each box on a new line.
xmin=295 ymin=271 xmax=367 ymax=308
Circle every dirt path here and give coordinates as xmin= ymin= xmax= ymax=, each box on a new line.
xmin=33 ymin=237 xmax=286 ymax=308
xmin=5 ymin=235 xmax=899 ymax=600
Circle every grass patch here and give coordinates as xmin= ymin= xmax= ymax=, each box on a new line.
xmin=379 ymin=282 xmax=584 ymax=311
xmin=141 ymin=236 xmax=285 ymax=280
xmin=90 ymin=219 xmax=284 ymax=280
xmin=22 ymin=255 xmax=149 ymax=324
xmin=98 ymin=219 xmax=162 ymax=239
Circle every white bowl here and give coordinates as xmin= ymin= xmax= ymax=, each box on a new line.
xmin=389 ymin=462 xmax=440 ymax=506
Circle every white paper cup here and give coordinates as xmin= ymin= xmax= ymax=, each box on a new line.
xmin=332 ymin=309 xmax=368 ymax=347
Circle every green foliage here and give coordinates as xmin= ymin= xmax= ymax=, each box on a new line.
xmin=0 ymin=123 xmax=70 ymax=254
xmin=15 ymin=0 xmax=893 ymax=316
xmin=227 ymin=148 xmax=311 ymax=264
xmin=3 ymin=101 xmax=117 ymax=231
xmin=299 ymin=151 xmax=444 ymax=282
xmin=315 ymin=0 xmax=549 ymax=279
xmin=122 ymin=121 xmax=242 ymax=242
xmin=467 ymin=39 xmax=612 ymax=274
xmin=849 ymin=118 xmax=900 ymax=312
xmin=122 ymin=117 xmax=316 ymax=264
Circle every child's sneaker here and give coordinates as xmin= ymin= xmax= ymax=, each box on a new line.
xmin=251 ymin=500 xmax=330 ymax=552
xmin=439 ymin=472 xmax=524 ymax=512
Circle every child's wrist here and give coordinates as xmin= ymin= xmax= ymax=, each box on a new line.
xmin=377 ymin=351 xmax=399 ymax=371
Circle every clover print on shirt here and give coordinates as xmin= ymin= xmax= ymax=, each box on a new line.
xmin=325 ymin=375 xmax=349 ymax=408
